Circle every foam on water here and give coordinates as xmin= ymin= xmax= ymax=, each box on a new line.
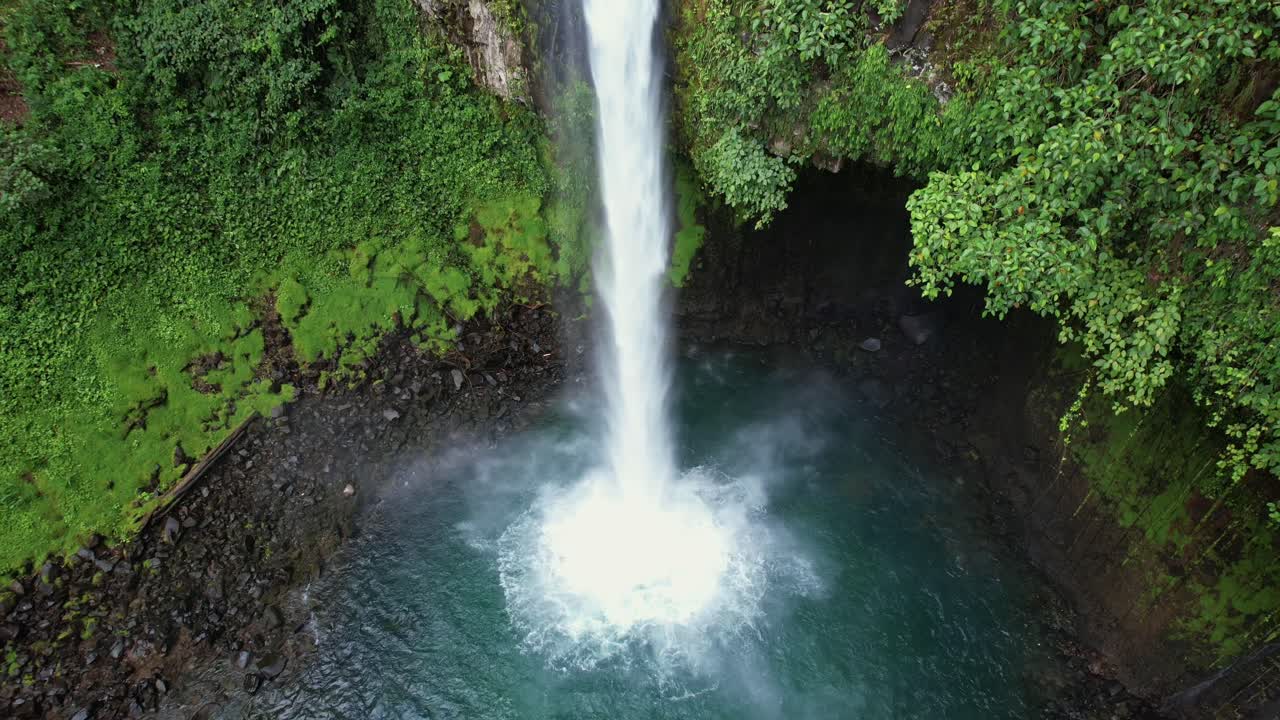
xmin=498 ymin=469 xmax=776 ymax=670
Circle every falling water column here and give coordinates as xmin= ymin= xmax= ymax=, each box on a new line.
xmin=583 ymin=0 xmax=676 ymax=506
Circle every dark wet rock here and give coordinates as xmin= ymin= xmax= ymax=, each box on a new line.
xmin=858 ymin=337 xmax=882 ymax=352
xmin=39 ymin=561 xmax=58 ymax=584
xmin=898 ymin=313 xmax=941 ymax=345
xmin=0 ymin=623 xmax=19 ymax=641
xmin=263 ymin=605 xmax=283 ymax=630
xmin=190 ymin=703 xmax=220 ymax=720
xmin=174 ymin=443 xmax=190 ymax=468
xmin=857 ymin=378 xmax=893 ymax=409
xmin=258 ymin=653 xmax=287 ymax=680
xmin=243 ymin=672 xmax=261 ymax=694
xmin=10 ymin=697 xmax=40 ymax=718
xmin=163 ymin=516 xmax=181 ymax=544
xmin=2 ymin=307 xmax=564 ymax=719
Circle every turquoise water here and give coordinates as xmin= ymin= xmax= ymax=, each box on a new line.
xmin=237 ymin=352 xmax=1053 ymax=719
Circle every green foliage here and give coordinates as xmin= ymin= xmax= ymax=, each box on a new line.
xmin=673 ymin=0 xmax=1280 ymax=659
xmin=675 ymin=0 xmax=880 ymax=225
xmin=810 ymin=44 xmax=955 ymax=175
xmin=670 ymin=161 xmax=707 ymax=288
xmin=0 ymin=0 xmax=558 ymax=574
xmin=704 ymin=127 xmax=796 ymax=227
xmin=907 ymin=0 xmax=1280 ymax=491
xmin=759 ymin=0 xmax=862 ymax=67
xmin=870 ymin=0 xmax=905 ymax=26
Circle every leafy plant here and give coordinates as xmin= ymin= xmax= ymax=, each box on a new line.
xmin=0 ymin=0 xmax=577 ymax=575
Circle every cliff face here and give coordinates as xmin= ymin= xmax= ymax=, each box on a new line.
xmin=416 ymin=0 xmax=531 ymax=101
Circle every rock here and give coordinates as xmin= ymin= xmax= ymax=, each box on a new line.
xmin=1024 ymin=445 xmax=1041 ymax=465
xmin=70 ymin=708 xmax=92 ymax=720
xmin=243 ymin=673 xmax=261 ymax=694
xmin=40 ymin=561 xmax=59 ymax=584
xmin=9 ymin=579 xmax=25 ymax=595
xmin=163 ymin=516 xmax=181 ymax=544
xmin=263 ymin=605 xmax=283 ymax=630
xmin=173 ymin=444 xmax=190 ymax=468
xmin=94 ymin=558 xmax=116 ymax=574
xmin=191 ymin=703 xmax=220 ymax=720
xmin=270 ymin=404 xmax=286 ymax=419
xmin=76 ymin=547 xmax=97 ymax=562
xmin=0 ymin=624 xmax=19 ymax=641
xmin=451 ymin=369 xmax=465 ymax=391
xmin=258 ymin=653 xmax=287 ymax=680
xmin=899 ymin=313 xmax=942 ymax=345
xmin=343 ymin=484 xmax=356 ymax=498
xmin=382 ymin=408 xmax=401 ymax=422
xmin=110 ymin=639 xmax=125 ymax=660
xmin=10 ymin=697 xmax=39 ymax=718
xmin=235 ymin=650 xmax=252 ymax=669
xmin=155 ymin=678 xmax=167 ymax=694
xmin=857 ymin=378 xmax=893 ymax=409
xmin=858 ymin=337 xmax=882 ymax=352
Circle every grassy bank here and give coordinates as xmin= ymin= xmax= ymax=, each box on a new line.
xmin=0 ymin=0 xmax=580 ymax=575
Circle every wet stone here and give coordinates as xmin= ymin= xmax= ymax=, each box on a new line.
xmin=258 ymin=653 xmax=287 ymax=679
xmin=263 ymin=605 xmax=283 ymax=630
xmin=163 ymin=516 xmax=181 ymax=544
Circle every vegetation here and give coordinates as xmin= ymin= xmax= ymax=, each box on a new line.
xmin=0 ymin=0 xmax=578 ymax=576
xmin=674 ymin=0 xmax=1280 ymax=661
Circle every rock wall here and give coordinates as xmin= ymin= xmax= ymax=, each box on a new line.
xmin=416 ymin=0 xmax=530 ymax=101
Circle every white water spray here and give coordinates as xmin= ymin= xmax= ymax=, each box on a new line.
xmin=498 ymin=0 xmax=773 ymax=669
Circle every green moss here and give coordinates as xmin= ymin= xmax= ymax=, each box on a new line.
xmin=0 ymin=0 xmax=554 ymax=574
xmin=1068 ymin=359 xmax=1280 ymax=662
xmin=670 ymin=161 xmax=706 ymax=288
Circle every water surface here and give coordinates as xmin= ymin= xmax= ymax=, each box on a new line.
xmin=204 ymin=353 xmax=1054 ymax=719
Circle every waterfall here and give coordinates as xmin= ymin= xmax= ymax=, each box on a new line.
xmin=584 ymin=0 xmax=674 ymax=504
xmin=497 ymin=0 xmax=769 ymax=669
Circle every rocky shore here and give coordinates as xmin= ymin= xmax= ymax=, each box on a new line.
xmin=1 ymin=305 xmax=564 ymax=720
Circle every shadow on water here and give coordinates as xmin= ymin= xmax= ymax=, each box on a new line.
xmin=175 ymin=351 xmax=1058 ymax=720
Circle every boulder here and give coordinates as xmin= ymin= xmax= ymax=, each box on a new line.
xmin=899 ymin=313 xmax=942 ymax=345
xmin=258 ymin=653 xmax=287 ymax=680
